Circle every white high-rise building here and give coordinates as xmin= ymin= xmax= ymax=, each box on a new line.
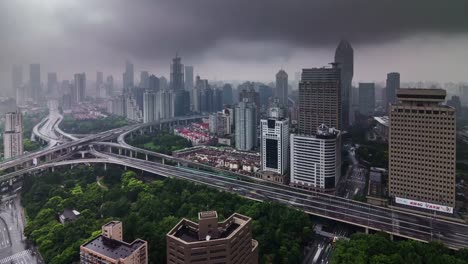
xmin=158 ymin=90 xmax=175 ymax=120
xmin=3 ymin=111 xmax=23 ymax=159
xmin=209 ymin=111 xmax=232 ymax=136
xmin=290 ymin=125 xmax=341 ymax=191
xmin=260 ymin=107 xmax=289 ymax=175
xmin=143 ymin=92 xmax=157 ymax=123
xmin=235 ymin=99 xmax=257 ymax=151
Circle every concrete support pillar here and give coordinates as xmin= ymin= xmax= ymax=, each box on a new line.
xmin=365 ymin=228 xmax=369 ymax=234
xmin=119 ymin=148 xmax=122 ymax=155
xmin=104 ymin=163 xmax=107 ymax=171
xmin=9 ymin=179 xmax=13 ymax=186
xmin=149 ymin=126 xmax=153 ymax=133
xmin=162 ymin=158 xmax=165 ymax=165
xmin=81 ymin=152 xmax=85 ymax=158
xmin=51 ymin=166 xmax=55 ymax=172
xmin=145 ymin=154 xmax=148 ymax=161
xmin=389 ymin=234 xmax=394 ymax=241
xmin=129 ymin=151 xmax=133 ymax=158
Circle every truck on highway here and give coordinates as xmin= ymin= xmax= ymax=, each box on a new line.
xmin=312 ymin=246 xmax=323 ymax=264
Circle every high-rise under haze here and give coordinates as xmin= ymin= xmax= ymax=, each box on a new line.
xmin=11 ymin=65 xmax=22 ymax=99
xmin=275 ymin=69 xmax=288 ymax=108
xmin=47 ymin=72 xmax=58 ymax=95
xmin=74 ymin=73 xmax=86 ymax=104
xmin=96 ymin=71 xmax=103 ymax=96
xmin=140 ymin=71 xmax=149 ymax=89
xmin=3 ymin=111 xmax=23 ymax=159
xmin=334 ymin=40 xmax=354 ymax=128
xmin=358 ymin=82 xmax=376 ymax=116
xmin=389 ymin=88 xmax=456 ymax=213
xmin=235 ymin=98 xmax=257 ymax=151
xmin=386 ymin=72 xmax=400 ymax=108
xmin=123 ymin=60 xmax=134 ymax=92
xmin=170 ymin=55 xmax=184 ymax=91
xmin=184 ymin=65 xmax=194 ymax=90
xmin=29 ymin=63 xmax=41 ymax=101
xmin=298 ymin=64 xmax=341 ymax=134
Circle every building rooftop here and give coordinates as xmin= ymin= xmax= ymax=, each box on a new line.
xmin=59 ymin=208 xmax=80 ymax=223
xmin=82 ymin=235 xmax=146 ymax=260
xmin=374 ymin=116 xmax=389 ymax=127
xmin=397 ymin=88 xmax=446 ymax=102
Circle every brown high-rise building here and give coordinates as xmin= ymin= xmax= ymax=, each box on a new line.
xmin=298 ymin=64 xmax=341 ymax=135
xmin=80 ymin=221 xmax=148 ymax=264
xmin=166 ymin=211 xmax=259 ymax=264
xmin=389 ymin=88 xmax=456 ymax=213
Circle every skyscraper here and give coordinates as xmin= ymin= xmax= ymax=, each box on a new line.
xmin=74 ymin=73 xmax=86 ymax=104
xmin=106 ymin=75 xmax=114 ymax=97
xmin=159 ymin=76 xmax=168 ymax=91
xmin=184 ymin=65 xmax=194 ymax=90
xmin=148 ymin=75 xmax=160 ymax=91
xmin=3 ymin=111 xmax=23 ymax=159
xmin=298 ymin=64 xmax=341 ymax=134
xmin=358 ymin=82 xmax=376 ymax=116
xmin=260 ymin=105 xmax=289 ymax=175
xmin=275 ymin=69 xmax=288 ymax=107
xmin=334 ymin=40 xmax=354 ymax=128
xmin=386 ymin=72 xmax=400 ymax=107
xmin=96 ymin=71 xmax=103 ymax=97
xmin=222 ymin=83 xmax=233 ymax=105
xmin=389 ymin=88 xmax=456 ymax=212
xmin=170 ymin=55 xmax=184 ymax=91
xmin=235 ymin=99 xmax=257 ymax=151
xmin=143 ymin=91 xmax=157 ymax=123
xmin=140 ymin=71 xmax=149 ymax=89
xmin=29 ymin=64 xmax=41 ymax=101
xmin=47 ymin=72 xmax=58 ymax=95
xmin=123 ymin=60 xmax=134 ymax=92
xmin=290 ymin=125 xmax=341 ymax=191
xmin=12 ymin=65 xmax=22 ymax=99
xmin=166 ymin=211 xmax=258 ymax=264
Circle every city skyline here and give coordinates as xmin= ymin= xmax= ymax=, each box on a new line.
xmin=1 ymin=1 xmax=468 ymax=89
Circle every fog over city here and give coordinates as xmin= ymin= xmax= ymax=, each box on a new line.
xmin=1 ymin=0 xmax=468 ymax=86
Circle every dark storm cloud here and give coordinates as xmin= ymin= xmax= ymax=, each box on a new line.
xmin=69 ymin=0 xmax=468 ymax=62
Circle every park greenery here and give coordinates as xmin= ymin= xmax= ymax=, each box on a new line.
xmin=349 ymin=120 xmax=389 ymax=168
xmin=22 ymin=166 xmax=313 ymax=264
xmin=127 ymin=130 xmax=192 ymax=155
xmin=332 ymin=232 xmax=468 ymax=264
xmin=60 ymin=115 xmax=129 ymax=134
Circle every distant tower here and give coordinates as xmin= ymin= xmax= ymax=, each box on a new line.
xmin=29 ymin=64 xmax=41 ymax=102
xmin=123 ymin=60 xmax=134 ymax=92
xmin=334 ymin=40 xmax=354 ymax=128
xmin=358 ymin=82 xmax=375 ymax=116
xmin=96 ymin=71 xmax=103 ymax=96
xmin=275 ymin=69 xmax=288 ymax=108
xmin=386 ymin=72 xmax=400 ymax=107
xmin=3 ymin=111 xmax=23 ymax=159
xmin=235 ymin=99 xmax=257 ymax=151
xmin=12 ymin=65 xmax=23 ymax=99
xmin=185 ymin=66 xmax=194 ymax=90
xmin=140 ymin=71 xmax=149 ymax=89
xmin=74 ymin=73 xmax=86 ymax=104
xmin=170 ymin=55 xmax=184 ymax=91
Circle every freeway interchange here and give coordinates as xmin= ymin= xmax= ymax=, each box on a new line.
xmin=1 ymin=112 xmax=468 ymax=250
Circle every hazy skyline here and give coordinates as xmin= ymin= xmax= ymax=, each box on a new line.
xmin=1 ymin=0 xmax=468 ymax=88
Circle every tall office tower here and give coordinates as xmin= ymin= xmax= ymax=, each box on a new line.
xmin=386 ymin=72 xmax=400 ymax=108
xmin=29 ymin=63 xmax=41 ymax=101
xmin=143 ymin=91 xmax=157 ymax=123
xmin=158 ymin=90 xmax=175 ymax=120
xmin=298 ymin=64 xmax=341 ymax=135
xmin=275 ymin=69 xmax=288 ymax=107
xmin=74 ymin=73 xmax=86 ymax=104
xmin=166 ymin=211 xmax=258 ymax=264
xmin=389 ymin=89 xmax=456 ymax=212
xmin=213 ymin=88 xmax=224 ymax=111
xmin=334 ymin=40 xmax=354 ymax=127
xmin=239 ymin=85 xmax=260 ymax=111
xmin=174 ymin=90 xmax=190 ymax=116
xmin=358 ymin=82 xmax=376 ymax=116
xmin=131 ymin=87 xmax=145 ymax=111
xmin=106 ymin=75 xmax=114 ymax=97
xmin=184 ymin=66 xmax=194 ymax=90
xmin=235 ymin=99 xmax=257 ymax=151
xmin=96 ymin=71 xmax=103 ymax=97
xmin=260 ymin=105 xmax=289 ymax=175
xmin=107 ymin=96 xmax=125 ymax=117
xmin=140 ymin=71 xmax=149 ymax=89
xmin=47 ymin=72 xmax=58 ymax=95
xmin=290 ymin=125 xmax=341 ymax=191
xmin=148 ymin=75 xmax=160 ymax=91
xmin=3 ymin=111 xmax=23 ymax=159
xmin=258 ymin=85 xmax=274 ymax=108
xmin=12 ymin=65 xmax=23 ymax=99
xmin=201 ymin=86 xmax=214 ymax=113
xmin=80 ymin=221 xmax=148 ymax=264
xmin=159 ymin=76 xmax=168 ymax=91
xmin=123 ymin=60 xmax=134 ymax=92
xmin=170 ymin=55 xmax=184 ymax=91
xmin=223 ymin=83 xmax=233 ymax=105
xmin=193 ymin=76 xmax=208 ymax=113
xmin=460 ymin=85 xmax=468 ymax=107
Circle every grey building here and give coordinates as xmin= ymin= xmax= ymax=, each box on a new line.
xmin=30 ymin=63 xmax=41 ymax=101
xmin=11 ymin=65 xmax=22 ymax=99
xmin=235 ymin=99 xmax=257 ymax=151
xmin=140 ymin=71 xmax=149 ymax=89
xmin=298 ymin=64 xmax=341 ymax=134
xmin=275 ymin=69 xmax=288 ymax=108
xmin=185 ymin=66 xmax=194 ymax=90
xmin=47 ymin=72 xmax=58 ymax=95
xmin=170 ymin=55 xmax=184 ymax=91
xmin=3 ymin=111 xmax=23 ymax=159
xmin=96 ymin=71 xmax=103 ymax=96
xmin=223 ymin=83 xmax=233 ymax=105
xmin=74 ymin=73 xmax=86 ymax=104
xmin=334 ymin=40 xmax=354 ymax=127
xmin=148 ymin=75 xmax=160 ymax=92
xmin=386 ymin=72 xmax=400 ymax=107
xmin=358 ymin=82 xmax=376 ymax=116
xmin=123 ymin=60 xmax=134 ymax=92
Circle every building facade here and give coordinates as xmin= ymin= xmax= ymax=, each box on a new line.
xmin=166 ymin=211 xmax=258 ymax=264
xmin=260 ymin=107 xmax=289 ymax=175
xmin=30 ymin=63 xmax=41 ymax=101
xmin=386 ymin=72 xmax=400 ymax=108
xmin=275 ymin=70 xmax=288 ymax=108
xmin=389 ymin=88 xmax=456 ymax=212
xmin=74 ymin=73 xmax=86 ymax=104
xmin=3 ymin=111 xmax=23 ymax=159
xmin=185 ymin=66 xmax=194 ymax=90
xmin=334 ymin=40 xmax=354 ymax=128
xmin=235 ymin=99 xmax=257 ymax=151
xmin=358 ymin=82 xmax=375 ymax=116
xmin=80 ymin=221 xmax=148 ymax=264
xmin=290 ymin=125 xmax=341 ymax=191
xmin=298 ymin=65 xmax=341 ymax=135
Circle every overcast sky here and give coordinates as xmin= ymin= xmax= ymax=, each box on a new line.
xmin=1 ymin=0 xmax=467 ymax=88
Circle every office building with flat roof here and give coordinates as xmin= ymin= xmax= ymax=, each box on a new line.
xmin=260 ymin=106 xmax=289 ymax=175
xmin=80 ymin=221 xmax=148 ymax=264
xmin=389 ymin=88 xmax=456 ymax=213
xmin=167 ymin=211 xmax=258 ymax=264
xmin=3 ymin=111 xmax=23 ymax=159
